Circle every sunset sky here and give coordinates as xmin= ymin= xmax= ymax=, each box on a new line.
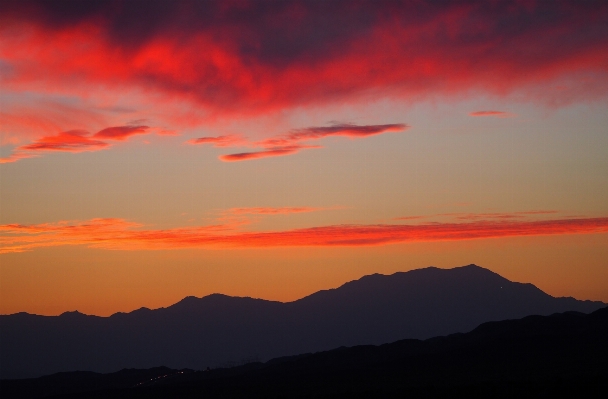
xmin=1 ymin=0 xmax=608 ymax=316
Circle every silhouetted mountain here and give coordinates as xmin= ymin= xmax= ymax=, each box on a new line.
xmin=3 ymin=306 xmax=607 ymax=398
xmin=1 ymin=265 xmax=604 ymax=379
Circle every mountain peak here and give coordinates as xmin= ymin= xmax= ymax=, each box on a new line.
xmin=455 ymin=263 xmax=495 ymax=271
xmin=59 ymin=310 xmax=87 ymax=317
xmin=178 ymin=295 xmax=201 ymax=303
xmin=336 ymin=264 xmax=505 ymax=290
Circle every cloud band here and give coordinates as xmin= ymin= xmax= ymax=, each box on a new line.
xmin=2 ymin=216 xmax=607 ymax=254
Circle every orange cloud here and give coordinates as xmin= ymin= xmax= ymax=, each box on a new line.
xmin=469 ymin=111 xmax=513 ymax=117
xmin=228 ymin=207 xmax=335 ymax=215
xmin=440 ymin=211 xmax=559 ymax=221
xmin=2 ymin=216 xmax=608 ymax=254
xmin=395 ymin=211 xmax=560 ymax=221
xmin=0 ymin=152 xmax=39 ymax=164
xmin=393 ymin=216 xmax=426 ymax=221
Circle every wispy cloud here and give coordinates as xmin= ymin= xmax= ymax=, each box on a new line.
xmin=256 ymin=123 xmax=408 ymax=148
xmin=227 ymin=206 xmax=338 ymax=215
xmin=190 ymin=123 xmax=408 ymax=162
xmin=219 ymin=145 xmax=320 ymax=161
xmin=393 ymin=216 xmax=427 ymax=221
xmin=93 ymin=125 xmax=149 ymax=141
xmin=1 ymin=125 xmax=150 ymax=163
xmin=186 ymin=135 xmax=247 ymax=147
xmin=2 ymin=216 xmax=607 ymax=254
xmin=444 ymin=211 xmax=558 ymax=220
xmin=21 ymin=132 xmax=107 ymax=152
xmin=212 ymin=205 xmax=341 ymax=228
xmin=0 ymin=152 xmax=39 ymax=164
xmin=395 ymin=210 xmax=559 ymax=221
xmin=469 ymin=111 xmax=513 ymax=118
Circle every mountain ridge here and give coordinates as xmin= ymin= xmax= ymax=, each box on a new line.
xmin=5 ymin=265 xmax=601 ymax=318
xmin=3 ymin=306 xmax=607 ymax=398
xmin=1 ymin=264 xmax=605 ymax=379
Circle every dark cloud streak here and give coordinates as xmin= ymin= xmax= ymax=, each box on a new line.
xmin=209 ymin=123 xmax=407 ymax=162
xmin=219 ymin=145 xmax=317 ymax=162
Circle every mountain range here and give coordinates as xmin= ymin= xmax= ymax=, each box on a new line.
xmin=3 ymin=305 xmax=607 ymax=398
xmin=1 ymin=264 xmax=605 ymax=379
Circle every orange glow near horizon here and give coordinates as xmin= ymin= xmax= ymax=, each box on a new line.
xmin=2 ymin=232 xmax=607 ymax=317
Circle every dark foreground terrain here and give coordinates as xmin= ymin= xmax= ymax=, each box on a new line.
xmin=2 ymin=265 xmax=604 ymax=379
xmin=3 ymin=306 xmax=607 ymax=398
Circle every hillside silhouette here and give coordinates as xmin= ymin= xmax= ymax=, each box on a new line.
xmin=1 ymin=264 xmax=604 ymax=379
xmin=3 ymin=306 xmax=607 ymax=398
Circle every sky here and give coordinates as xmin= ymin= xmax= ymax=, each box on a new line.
xmin=1 ymin=0 xmax=608 ymax=316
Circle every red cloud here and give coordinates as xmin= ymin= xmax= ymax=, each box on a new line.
xmin=0 ymin=125 xmax=152 ymax=163
xmin=93 ymin=125 xmax=149 ymax=140
xmin=219 ymin=145 xmax=312 ymax=162
xmin=213 ymin=123 xmax=407 ymax=161
xmin=186 ymin=135 xmax=246 ymax=147
xmin=469 ymin=111 xmax=512 ymax=117
xmin=257 ymin=123 xmax=408 ymax=147
xmin=1 ymin=0 xmax=607 ymax=123
xmin=2 ymin=216 xmax=608 ymax=254
xmin=20 ymin=130 xmax=109 ymax=152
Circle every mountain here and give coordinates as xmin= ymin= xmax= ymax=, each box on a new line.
xmin=1 ymin=264 xmax=604 ymax=379
xmin=0 ymin=367 xmax=191 ymax=399
xmin=3 ymin=306 xmax=608 ymax=398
